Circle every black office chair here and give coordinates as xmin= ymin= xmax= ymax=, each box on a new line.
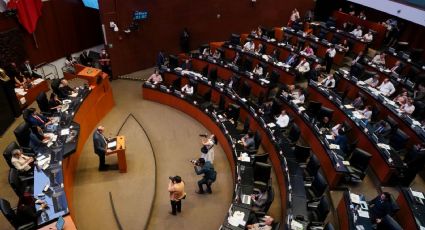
xmin=377 ymin=215 xmax=402 ymax=230
xmin=50 ymin=79 xmax=61 ymax=97
xmin=268 ymin=70 xmax=280 ymax=88
xmin=389 ymin=129 xmax=409 ymax=152
xmin=230 ymin=34 xmax=240 ymax=46
xmin=294 ymin=144 xmax=311 ymax=164
xmin=209 ymin=68 xmax=218 ymax=84
xmin=319 ymin=107 xmax=334 ymax=121
xmin=305 ymin=171 xmax=328 ymax=200
xmin=238 ymin=117 xmax=250 ymax=135
xmin=347 ymin=139 xmax=359 ymax=156
xmin=385 ymin=116 xmax=399 ymax=135
xmin=318 ymin=29 xmax=329 ymax=39
xmin=171 ymin=77 xmax=181 ymax=90
xmin=342 ymin=120 xmax=352 ymax=135
xmin=297 ymin=38 xmax=306 ymax=51
xmin=371 ymin=106 xmax=381 ymax=122
xmin=254 ymin=152 xmax=269 ymax=164
xmin=13 ymin=122 xmax=31 ymax=148
xmin=308 ymin=195 xmax=330 ymax=223
xmin=262 ymin=186 xmax=274 ymax=213
xmin=36 ymin=92 xmax=51 ymax=116
xmin=306 ymin=101 xmax=322 ymax=118
xmin=331 ymin=34 xmax=342 ymax=44
xmin=303 ymin=154 xmax=321 ymax=178
xmin=201 ymin=65 xmax=209 ymax=77
xmin=8 ymin=168 xmax=33 ymax=197
xmin=240 ymin=81 xmax=252 ymax=99
xmin=363 ymin=70 xmax=377 ymax=81
xmin=253 ymin=162 xmax=272 ymax=185
xmin=3 ymin=142 xmax=20 ymax=169
xmin=346 ymin=148 xmax=372 ymax=183
xmin=0 ymin=199 xmax=36 ymax=230
xmin=200 ymin=90 xmax=213 ymax=110
xmin=287 ymin=123 xmax=301 ymax=146
xmin=243 ymin=58 xmax=253 ymax=72
xmin=214 ymin=94 xmax=226 ymax=113
xmin=254 ymin=131 xmax=262 ymax=150
xmin=350 ymin=63 xmax=364 ymax=78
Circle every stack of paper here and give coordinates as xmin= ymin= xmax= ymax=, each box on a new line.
xmin=350 ymin=193 xmax=361 ymax=204
xmin=107 ymin=141 xmax=117 ymax=149
xmin=344 ymin=104 xmax=354 ymax=109
xmin=377 ymin=143 xmax=391 ymax=150
xmin=329 ymin=144 xmax=340 ymax=150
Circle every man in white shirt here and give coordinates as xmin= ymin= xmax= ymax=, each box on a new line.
xmin=325 ymin=45 xmax=336 ymax=73
xmin=360 ymin=105 xmax=373 ymax=122
xmin=320 ymin=74 xmax=336 ymax=89
xmin=400 ymin=99 xmax=415 ymax=115
xmin=181 ymin=83 xmax=194 ymax=95
xmin=372 ymin=53 xmax=386 ymax=66
xmin=363 ymin=31 xmax=373 ymax=42
xmin=350 ymin=26 xmax=363 ymax=37
xmin=243 ymin=40 xmax=255 ymax=52
xmin=291 ymin=89 xmax=305 ymax=104
xmin=295 ymin=58 xmax=310 ymax=79
xmin=11 ymin=149 xmax=34 ymax=172
xmin=276 ymin=110 xmax=290 ymax=128
xmin=378 ymin=78 xmax=395 ymax=96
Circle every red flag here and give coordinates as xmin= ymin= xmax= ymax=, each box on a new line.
xmin=7 ymin=0 xmax=42 ymax=34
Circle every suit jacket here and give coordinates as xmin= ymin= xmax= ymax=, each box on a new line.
xmin=27 ymin=114 xmax=48 ymax=127
xmin=20 ymin=63 xmax=34 ymax=76
xmin=29 ymin=132 xmax=43 ymax=152
xmin=93 ymin=131 xmax=107 ymax=155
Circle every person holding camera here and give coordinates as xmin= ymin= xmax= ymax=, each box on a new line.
xmin=193 ymin=158 xmax=217 ymax=194
xmin=168 ymin=175 xmax=186 ymax=215
xmin=200 ymin=134 xmax=217 ymax=163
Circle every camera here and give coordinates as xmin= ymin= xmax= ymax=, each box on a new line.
xmin=169 ymin=176 xmax=176 ymax=181
xmin=199 ymin=134 xmax=208 ymax=138
xmin=190 ymin=159 xmax=200 ymax=166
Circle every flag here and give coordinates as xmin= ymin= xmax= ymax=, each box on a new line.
xmin=6 ymin=0 xmax=43 ymax=34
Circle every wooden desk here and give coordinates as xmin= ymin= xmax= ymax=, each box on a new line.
xmin=61 ymin=68 xmax=115 ymax=222
xmin=308 ymin=85 xmax=403 ymax=184
xmin=396 ymin=188 xmax=425 ymax=230
xmin=110 ymin=135 xmax=127 ymax=173
xmin=77 ymin=67 xmax=102 ymax=85
xmin=39 ymin=215 xmax=76 ymax=230
xmin=16 ymin=79 xmax=49 ymax=109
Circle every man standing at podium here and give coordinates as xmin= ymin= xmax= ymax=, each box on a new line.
xmin=93 ymin=126 xmax=112 ymax=171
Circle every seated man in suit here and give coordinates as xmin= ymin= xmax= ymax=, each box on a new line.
xmin=350 ymin=26 xmax=363 ymax=38
xmin=241 ymin=132 xmax=256 ymax=151
xmin=11 ymin=149 xmax=34 ymax=173
xmin=373 ymin=120 xmax=392 ymax=138
xmin=319 ymin=74 xmax=336 ymax=89
xmin=181 ymin=59 xmax=192 ymax=71
xmin=29 ymin=126 xmax=48 ymax=152
xmin=389 ymin=61 xmax=402 ymax=75
xmin=251 ymin=187 xmax=269 ymax=212
xmin=365 ymin=75 xmax=380 ymax=88
xmin=352 ymin=95 xmax=365 ymax=109
xmin=93 ymin=126 xmax=113 ymax=171
xmin=369 ymin=192 xmax=393 ymax=225
xmin=21 ymin=60 xmax=42 ymax=79
xmin=57 ymin=79 xmax=76 ymax=99
xmin=333 ymin=129 xmax=349 ymax=157
xmin=284 ymin=53 xmax=299 ymax=67
xmin=25 ymin=108 xmax=51 ymax=127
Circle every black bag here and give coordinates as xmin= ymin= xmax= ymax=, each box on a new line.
xmin=201 ymin=145 xmax=208 ymax=154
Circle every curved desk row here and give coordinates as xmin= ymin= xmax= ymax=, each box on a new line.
xmin=273 ymin=27 xmax=347 ymax=65
xmin=307 ymin=83 xmax=406 ymax=184
xmin=219 ymin=44 xmax=296 ymax=86
xmin=142 ymin=69 xmax=311 ymax=228
xmin=335 ymin=70 xmax=425 ymax=145
xmin=385 ymin=49 xmax=425 ymax=76
xmin=32 ymin=69 xmax=114 ymax=228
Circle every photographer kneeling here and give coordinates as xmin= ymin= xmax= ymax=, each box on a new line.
xmin=192 ymin=158 xmax=217 ymax=194
xmin=168 ymin=175 xmax=186 ymax=215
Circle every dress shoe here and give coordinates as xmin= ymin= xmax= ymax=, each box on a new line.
xmin=196 ymin=190 xmax=205 ymax=194
xmin=169 ymin=211 xmax=176 ymax=216
xmin=99 ymin=164 xmax=110 ymax=171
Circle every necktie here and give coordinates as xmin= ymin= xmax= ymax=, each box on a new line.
xmin=35 ymin=115 xmax=45 ymax=124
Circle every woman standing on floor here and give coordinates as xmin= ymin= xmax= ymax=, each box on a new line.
xmin=200 ymin=134 xmax=217 ymax=163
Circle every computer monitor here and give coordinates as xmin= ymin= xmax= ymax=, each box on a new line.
xmin=133 ymin=11 xmax=148 ymax=21
xmin=230 ymin=34 xmax=241 ymax=46
xmin=227 ymin=103 xmax=240 ymax=122
xmin=168 ymin=55 xmax=179 ymax=69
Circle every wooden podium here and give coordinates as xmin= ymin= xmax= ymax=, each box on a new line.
xmin=76 ymin=66 xmax=102 ymax=85
xmin=109 ymin=136 xmax=127 ymax=173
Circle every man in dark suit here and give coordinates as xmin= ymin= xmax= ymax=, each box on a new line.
xmin=25 ymin=108 xmax=50 ymax=127
xmin=369 ymin=192 xmax=393 ymax=225
xmin=21 ymin=60 xmax=42 ymax=79
xmin=93 ymin=126 xmax=112 ymax=171
xmin=79 ymin=50 xmax=92 ymax=67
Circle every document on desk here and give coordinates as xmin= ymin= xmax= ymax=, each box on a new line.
xmin=357 ymin=209 xmax=369 ymax=218
xmin=267 ymin=123 xmax=276 ymax=128
xmin=326 ymin=135 xmax=334 ymax=140
xmin=344 ymin=104 xmax=354 ymax=109
xmin=411 ymin=190 xmax=425 ymax=199
xmin=377 ymin=143 xmax=391 ymax=150
xmin=107 ymin=141 xmax=117 ymax=149
xmin=60 ymin=128 xmax=70 ymax=136
xmin=350 ymin=193 xmax=361 ymax=204
xmin=329 ymin=144 xmax=340 ymax=150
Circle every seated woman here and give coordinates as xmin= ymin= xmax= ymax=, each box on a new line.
xmin=400 ymin=98 xmax=415 ymax=115
xmin=11 ymin=149 xmax=34 ymax=173
xmin=340 ymin=39 xmax=350 ymax=52
xmin=372 ymin=53 xmax=386 ymax=66
xmin=181 ymin=83 xmax=194 ymax=95
xmin=393 ymin=89 xmax=408 ymax=106
xmin=147 ymin=69 xmax=163 ymax=84
xmin=252 ymin=64 xmax=263 ymax=76
xmin=301 ymin=44 xmax=314 ymax=56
